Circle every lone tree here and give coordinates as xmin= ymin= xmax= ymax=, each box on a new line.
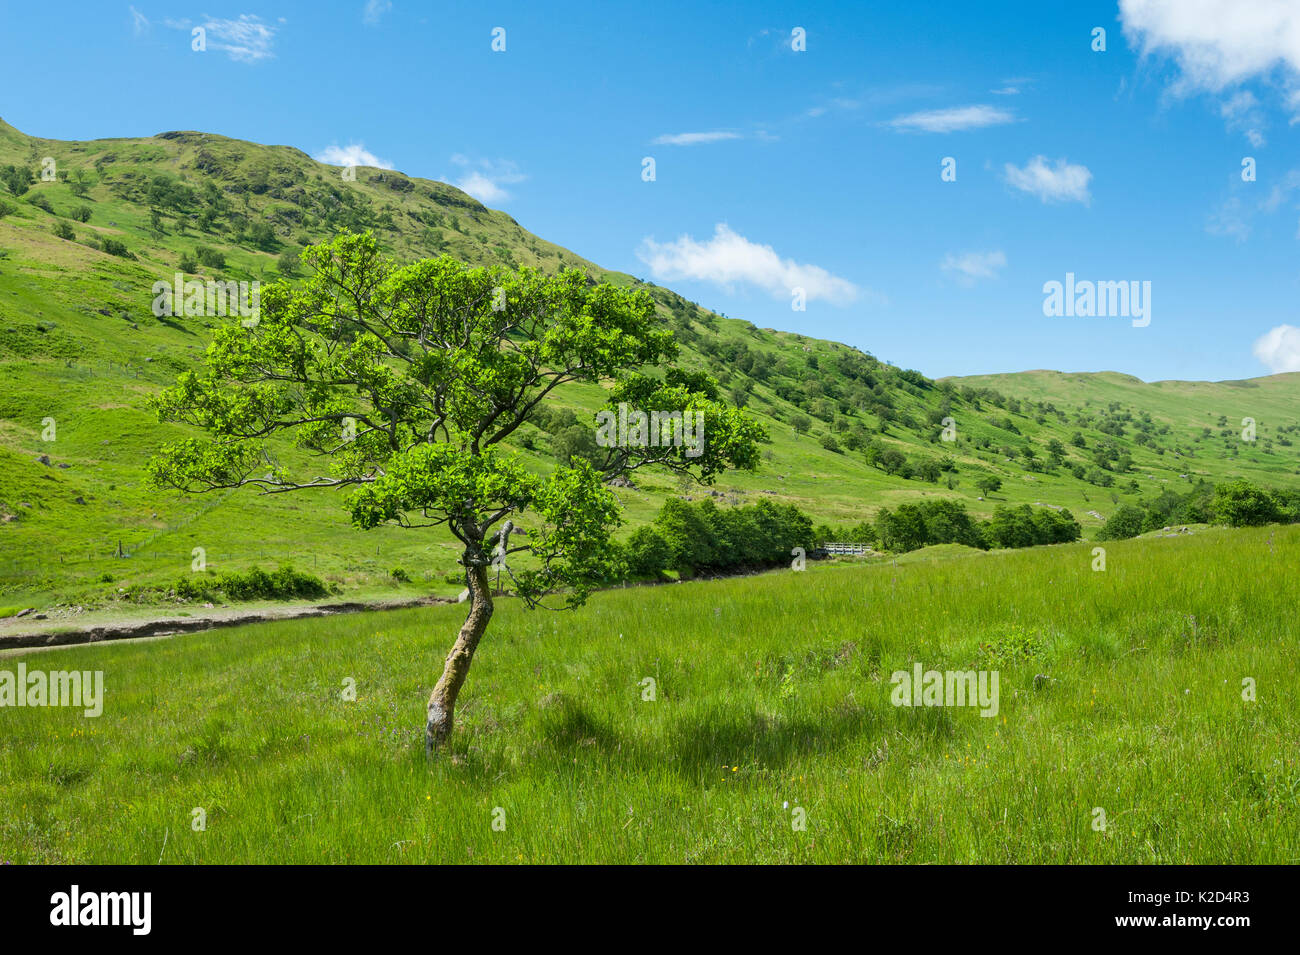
xmin=148 ymin=232 xmax=764 ymax=751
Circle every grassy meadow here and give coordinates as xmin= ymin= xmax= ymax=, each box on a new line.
xmin=2 ymin=523 xmax=1294 ymax=864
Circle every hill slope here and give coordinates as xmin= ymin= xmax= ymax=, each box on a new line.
xmin=1 ymin=117 xmax=1297 ymax=609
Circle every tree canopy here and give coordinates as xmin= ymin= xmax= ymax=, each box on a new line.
xmin=148 ymin=231 xmax=766 ymax=749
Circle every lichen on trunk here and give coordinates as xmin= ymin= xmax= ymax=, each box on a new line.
xmin=426 ymin=560 xmax=493 ymax=753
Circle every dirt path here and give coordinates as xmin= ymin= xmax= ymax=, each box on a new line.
xmin=0 ymin=594 xmax=453 ymax=652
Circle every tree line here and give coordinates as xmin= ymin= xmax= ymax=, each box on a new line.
xmin=1097 ymin=478 xmax=1300 ymax=540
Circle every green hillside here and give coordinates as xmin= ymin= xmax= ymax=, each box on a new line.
xmin=2 ymin=117 xmax=1298 ymax=613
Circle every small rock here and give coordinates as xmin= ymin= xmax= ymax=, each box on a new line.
xmin=37 ymin=454 xmax=50 ymax=466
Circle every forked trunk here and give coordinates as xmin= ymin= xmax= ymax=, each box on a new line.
xmin=426 ymin=562 xmax=493 ymax=753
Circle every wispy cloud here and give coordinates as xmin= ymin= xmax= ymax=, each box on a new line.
xmin=1261 ymin=169 xmax=1300 ymax=213
xmin=1207 ymin=168 xmax=1300 ymax=242
xmin=991 ymin=76 xmax=1032 ymax=96
xmin=362 ymin=0 xmax=391 ymax=26
xmin=1206 ymin=197 xmax=1251 ymax=242
xmin=1253 ymin=324 xmax=1300 ymax=373
xmin=1003 ymin=155 xmax=1093 ymax=205
xmin=1220 ymin=90 xmax=1267 ymax=147
xmin=651 ymin=131 xmax=742 ymax=146
xmin=314 ymin=143 xmax=394 ymax=169
xmin=129 ymin=5 xmax=149 ymax=35
xmin=166 ymin=14 xmax=277 ymax=62
xmin=884 ymin=104 xmax=1016 ymax=133
xmin=941 ymin=250 xmax=1007 ymax=285
xmin=447 ymin=156 xmax=525 ymax=204
xmin=637 ymin=223 xmax=862 ymax=306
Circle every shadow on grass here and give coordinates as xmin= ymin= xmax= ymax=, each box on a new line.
xmin=535 ymin=696 xmax=935 ymax=779
xmin=424 ymin=692 xmax=960 ymax=785
xmin=663 ymin=706 xmax=884 ymax=775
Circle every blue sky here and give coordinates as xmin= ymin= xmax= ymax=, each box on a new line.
xmin=4 ymin=0 xmax=1300 ymax=382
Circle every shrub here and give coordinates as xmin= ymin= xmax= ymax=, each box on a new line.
xmin=195 ymin=246 xmax=225 ymax=269
xmin=0 ymin=165 xmax=32 ymax=196
xmin=624 ymin=526 xmax=672 ymax=579
xmin=983 ymin=504 xmax=1081 ymax=550
xmin=1097 ymin=504 xmax=1146 ymax=541
xmin=650 ymin=498 xmax=811 ymax=578
xmin=173 ymin=565 xmax=329 ymax=602
xmin=52 ymin=221 xmax=74 ymax=240
xmin=1212 ymin=479 xmax=1279 ymax=527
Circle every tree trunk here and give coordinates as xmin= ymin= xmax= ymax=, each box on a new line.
xmin=426 ymin=561 xmax=493 ymax=753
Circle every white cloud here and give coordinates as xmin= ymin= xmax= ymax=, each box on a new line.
xmin=636 ymin=223 xmax=861 ymax=306
xmin=1003 ymin=155 xmax=1092 ymax=205
xmin=941 ymin=250 xmax=1006 ymax=284
xmin=1120 ymin=0 xmax=1300 ymax=94
xmin=205 ymin=14 xmax=277 ymax=62
xmin=1220 ymin=90 xmax=1267 ymax=146
xmin=167 ymin=14 xmax=277 ymax=62
xmin=651 ymin=131 xmax=741 ymax=146
xmin=1253 ymin=324 xmax=1300 ymax=373
xmin=1121 ymin=0 xmax=1300 ymax=138
xmin=129 ymin=5 xmax=149 ymax=35
xmin=314 ymin=143 xmax=394 ymax=169
xmin=447 ymin=156 xmax=526 ymax=204
xmin=363 ymin=0 xmax=391 ymax=25
xmin=884 ymin=104 xmax=1016 ymax=133
xmin=456 ymin=172 xmax=510 ymax=203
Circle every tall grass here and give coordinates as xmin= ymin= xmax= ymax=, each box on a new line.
xmin=1 ymin=525 xmax=1295 ymax=863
